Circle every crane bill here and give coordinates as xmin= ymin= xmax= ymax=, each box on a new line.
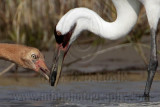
xmin=39 ymin=60 xmax=50 ymax=80
xmin=50 ymin=50 xmax=65 ymax=86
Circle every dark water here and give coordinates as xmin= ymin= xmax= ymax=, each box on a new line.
xmin=1 ymin=76 xmax=160 ymax=107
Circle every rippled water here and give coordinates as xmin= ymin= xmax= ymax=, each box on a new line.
xmin=1 ymin=74 xmax=160 ymax=107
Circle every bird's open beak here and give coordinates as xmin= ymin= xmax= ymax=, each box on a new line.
xmin=50 ymin=45 xmax=66 ymax=86
xmin=36 ymin=59 xmax=50 ymax=81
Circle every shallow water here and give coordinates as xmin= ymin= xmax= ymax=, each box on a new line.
xmin=1 ymin=73 xmax=160 ymax=107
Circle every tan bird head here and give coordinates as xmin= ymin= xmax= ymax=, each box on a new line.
xmin=21 ymin=48 xmax=50 ymax=80
xmin=0 ymin=44 xmax=50 ymax=80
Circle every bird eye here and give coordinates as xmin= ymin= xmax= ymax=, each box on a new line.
xmin=57 ymin=31 xmax=62 ymax=36
xmin=31 ymin=54 xmax=37 ymax=59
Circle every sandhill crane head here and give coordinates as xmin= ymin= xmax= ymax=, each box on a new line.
xmin=20 ymin=48 xmax=50 ymax=80
xmin=0 ymin=43 xmax=50 ymax=80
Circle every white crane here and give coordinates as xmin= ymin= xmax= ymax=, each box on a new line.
xmin=50 ymin=0 xmax=160 ymax=97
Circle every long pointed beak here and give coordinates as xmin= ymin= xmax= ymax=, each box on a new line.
xmin=50 ymin=46 xmax=65 ymax=86
xmin=36 ymin=60 xmax=50 ymax=81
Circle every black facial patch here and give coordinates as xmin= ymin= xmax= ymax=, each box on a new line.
xmin=54 ymin=29 xmax=64 ymax=44
xmin=54 ymin=23 xmax=76 ymax=48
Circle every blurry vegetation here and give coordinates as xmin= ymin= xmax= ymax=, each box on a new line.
xmin=0 ymin=0 xmax=159 ymax=50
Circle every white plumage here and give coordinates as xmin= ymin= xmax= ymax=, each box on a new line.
xmin=54 ymin=0 xmax=160 ymax=96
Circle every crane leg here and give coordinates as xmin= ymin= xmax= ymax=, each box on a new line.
xmin=144 ymin=28 xmax=158 ymax=97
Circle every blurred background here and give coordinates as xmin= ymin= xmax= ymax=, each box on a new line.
xmin=1 ymin=0 xmax=160 ymax=106
xmin=0 ymin=0 xmax=160 ymax=84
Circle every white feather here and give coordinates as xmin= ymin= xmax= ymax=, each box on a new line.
xmin=56 ymin=0 xmax=160 ymax=44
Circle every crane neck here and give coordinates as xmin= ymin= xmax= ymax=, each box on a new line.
xmin=56 ymin=0 xmax=141 ymax=44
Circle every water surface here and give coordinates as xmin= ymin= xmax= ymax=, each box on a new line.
xmin=1 ymin=73 xmax=160 ymax=107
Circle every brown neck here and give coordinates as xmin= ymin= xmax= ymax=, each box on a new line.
xmin=0 ymin=43 xmax=28 ymax=66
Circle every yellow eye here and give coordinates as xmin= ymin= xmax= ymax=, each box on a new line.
xmin=31 ymin=54 xmax=37 ymax=59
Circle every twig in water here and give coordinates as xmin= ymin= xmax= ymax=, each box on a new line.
xmin=0 ymin=63 xmax=15 ymax=76
xmin=65 ymin=43 xmax=158 ymax=67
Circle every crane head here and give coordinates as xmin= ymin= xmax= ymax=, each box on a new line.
xmin=50 ymin=24 xmax=76 ymax=86
xmin=21 ymin=48 xmax=50 ymax=80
